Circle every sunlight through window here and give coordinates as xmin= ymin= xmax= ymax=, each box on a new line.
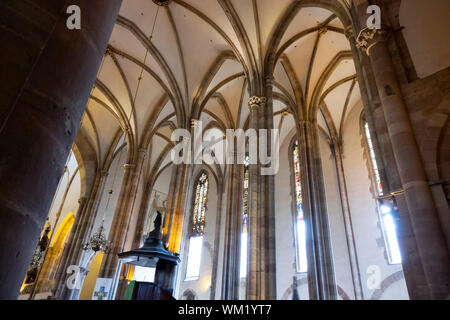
xmin=240 ymin=156 xmax=249 ymax=278
xmin=380 ymin=205 xmax=402 ymax=264
xmin=185 ymin=236 xmax=204 ymax=280
xmin=185 ymin=173 xmax=208 ymax=280
xmin=293 ymin=141 xmax=307 ymax=273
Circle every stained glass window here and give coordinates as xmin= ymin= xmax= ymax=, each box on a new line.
xmin=293 ymin=141 xmax=307 ymax=273
xmin=192 ymin=173 xmax=209 ymax=236
xmin=240 ymin=155 xmax=249 ymax=278
xmin=364 ymin=122 xmax=401 ymax=264
xmin=185 ymin=172 xmax=209 ymax=280
xmin=364 ymin=122 xmax=383 ymax=195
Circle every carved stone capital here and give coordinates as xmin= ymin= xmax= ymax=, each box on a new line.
xmin=265 ymin=75 xmax=275 ymax=86
xmin=355 ymin=27 xmax=390 ymax=56
xmin=248 ymin=96 xmax=267 ymax=109
xmin=191 ymin=118 xmax=200 ymax=128
xmin=344 ymin=26 xmax=355 ymax=40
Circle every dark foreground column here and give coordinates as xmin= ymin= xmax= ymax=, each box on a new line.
xmin=354 ymin=3 xmax=450 ymax=298
xmin=0 ymin=0 xmax=122 ymax=299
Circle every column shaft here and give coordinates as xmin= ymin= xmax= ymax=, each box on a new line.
xmin=245 ymin=92 xmax=277 ymax=300
xmin=99 ymin=150 xmax=146 ymax=280
xmin=333 ymin=144 xmax=364 ymax=299
xmin=0 ymin=0 xmax=122 ymax=299
xmin=53 ymin=169 xmax=108 ymax=299
xmin=303 ymin=121 xmax=337 ymax=299
xmin=221 ymin=163 xmax=241 ymax=299
xmin=366 ymin=37 xmax=450 ymax=298
xmin=246 ymin=97 xmax=261 ymax=300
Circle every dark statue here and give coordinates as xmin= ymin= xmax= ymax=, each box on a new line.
xmin=153 ymin=211 xmax=162 ymax=232
xmin=24 ymin=225 xmax=51 ymax=284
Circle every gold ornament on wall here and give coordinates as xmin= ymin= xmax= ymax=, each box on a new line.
xmin=152 ymin=0 xmax=172 ymax=6
xmin=248 ymin=96 xmax=267 ymax=109
xmin=355 ymin=27 xmax=389 ymax=56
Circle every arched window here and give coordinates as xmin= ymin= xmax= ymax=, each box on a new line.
xmin=364 ymin=122 xmax=401 ymax=264
xmin=240 ymin=156 xmax=250 ymax=278
xmin=185 ymin=172 xmax=209 ymax=280
xmin=293 ymin=141 xmax=307 ymax=273
xmin=364 ymin=122 xmax=383 ymax=195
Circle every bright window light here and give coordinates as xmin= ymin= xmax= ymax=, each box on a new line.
xmin=185 ymin=236 xmax=203 ymax=280
xmin=133 ymin=266 xmax=156 ymax=283
xmin=365 ymin=123 xmax=383 ymax=195
xmin=380 ymin=205 xmax=402 ymax=264
xmin=240 ymin=155 xmax=250 ymax=278
xmin=293 ymin=141 xmax=307 ymax=273
xmin=240 ymin=232 xmax=248 ymax=278
xmin=296 ymin=219 xmax=308 ymax=273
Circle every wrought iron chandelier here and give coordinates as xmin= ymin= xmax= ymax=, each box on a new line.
xmin=82 ymin=223 xmax=111 ymax=253
xmin=82 ymin=50 xmax=113 ymax=255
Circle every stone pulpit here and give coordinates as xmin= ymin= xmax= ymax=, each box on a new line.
xmin=118 ymin=211 xmax=180 ymax=300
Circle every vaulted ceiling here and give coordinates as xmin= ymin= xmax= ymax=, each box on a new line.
xmin=78 ymin=0 xmax=361 ymax=183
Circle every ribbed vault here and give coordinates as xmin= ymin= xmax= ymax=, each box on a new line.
xmin=78 ymin=0 xmax=361 ymax=186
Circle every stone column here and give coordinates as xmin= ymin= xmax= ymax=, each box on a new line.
xmin=245 ymin=89 xmax=277 ymax=300
xmin=261 ymin=76 xmax=277 ymax=300
xmin=246 ymin=96 xmax=263 ymax=300
xmin=166 ymin=121 xmax=196 ymax=254
xmin=245 ymin=93 xmax=279 ymax=299
xmin=131 ymin=180 xmax=154 ymax=249
xmin=0 ymin=0 xmax=122 ymax=299
xmin=162 ymin=165 xmax=181 ymax=246
xmin=332 ymin=142 xmax=364 ymax=299
xmin=302 ymin=120 xmax=337 ymax=300
xmin=210 ymin=180 xmax=225 ymax=300
xmin=345 ymin=26 xmax=395 ymax=192
xmin=51 ymin=196 xmax=88 ymax=298
xmin=221 ymin=161 xmax=241 ymax=300
xmin=99 ymin=149 xmax=147 ymax=280
xmin=53 ymin=169 xmax=109 ymax=299
xmin=355 ymin=15 xmax=450 ymax=298
xmin=167 ymin=164 xmax=190 ymax=254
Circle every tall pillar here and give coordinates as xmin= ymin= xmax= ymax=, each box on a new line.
xmin=246 ymin=96 xmax=263 ymax=300
xmin=51 ymin=196 xmax=88 ymax=298
xmin=245 ymin=93 xmax=276 ymax=300
xmin=261 ymin=77 xmax=277 ymax=300
xmin=354 ymin=11 xmax=450 ymax=297
xmin=302 ymin=120 xmax=337 ymax=300
xmin=162 ymin=165 xmax=181 ymax=246
xmin=130 ymin=184 xmax=150 ymax=249
xmin=99 ymin=149 xmax=146 ymax=280
xmin=221 ymin=162 xmax=241 ymax=300
xmin=0 ymin=0 xmax=122 ymax=299
xmin=167 ymin=164 xmax=190 ymax=254
xmin=332 ymin=142 xmax=364 ymax=299
xmin=166 ymin=121 xmax=196 ymax=254
xmin=210 ymin=179 xmax=225 ymax=300
xmin=52 ymin=169 xmax=108 ymax=299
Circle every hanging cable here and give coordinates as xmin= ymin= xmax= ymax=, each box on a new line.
xmin=102 ymin=142 xmax=126 ymax=223
xmin=131 ymin=5 xmax=160 ymax=109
